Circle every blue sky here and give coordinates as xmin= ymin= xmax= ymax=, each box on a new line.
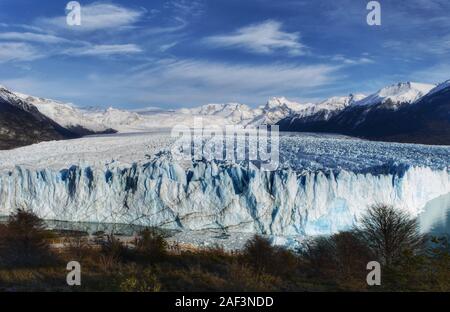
xmin=0 ymin=0 xmax=449 ymax=109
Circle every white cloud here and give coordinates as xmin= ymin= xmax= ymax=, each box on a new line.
xmin=204 ymin=20 xmax=306 ymax=55
xmin=149 ymin=59 xmax=334 ymax=89
xmin=38 ymin=2 xmax=144 ymax=32
xmin=0 ymin=32 xmax=68 ymax=43
xmin=65 ymin=44 xmax=142 ymax=56
xmin=0 ymin=42 xmax=42 ymax=63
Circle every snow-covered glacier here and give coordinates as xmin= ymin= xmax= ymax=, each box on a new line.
xmin=0 ymin=132 xmax=448 ymax=238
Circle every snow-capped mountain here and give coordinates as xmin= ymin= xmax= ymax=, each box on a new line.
xmin=79 ymin=104 xmax=250 ymax=133
xmin=174 ymin=98 xmax=316 ymax=127
xmin=14 ymin=92 xmax=114 ymax=135
xmin=0 ymin=85 xmax=37 ymax=112
xmin=276 ymin=94 xmax=367 ymax=127
xmin=248 ymin=97 xmax=314 ymax=126
xmin=179 ymin=102 xmax=258 ymax=124
xmin=0 ymin=85 xmax=78 ymax=149
xmin=264 ymin=96 xmax=311 ymax=112
xmin=306 ymin=93 xmax=367 ymax=120
xmin=354 ymin=82 xmax=435 ymax=108
xmin=315 ymin=93 xmax=366 ymax=111
xmin=1 ymin=78 xmax=448 ymax=149
xmin=278 ymin=80 xmax=450 ymax=145
xmin=87 ymin=107 xmax=143 ymax=129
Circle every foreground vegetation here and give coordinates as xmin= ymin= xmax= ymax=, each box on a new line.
xmin=0 ymin=205 xmax=448 ymax=291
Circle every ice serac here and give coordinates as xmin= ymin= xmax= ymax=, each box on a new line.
xmin=0 ymin=155 xmax=448 ymax=237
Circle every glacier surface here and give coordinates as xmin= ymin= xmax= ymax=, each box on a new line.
xmin=0 ymin=132 xmax=448 ymax=240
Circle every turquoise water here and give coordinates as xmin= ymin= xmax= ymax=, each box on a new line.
xmin=0 ymin=217 xmax=174 ymax=237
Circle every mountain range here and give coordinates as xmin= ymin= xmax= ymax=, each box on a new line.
xmin=278 ymin=81 xmax=450 ymax=145
xmin=0 ymin=79 xmax=449 ymax=149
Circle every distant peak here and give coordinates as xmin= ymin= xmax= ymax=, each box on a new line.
xmin=354 ymin=81 xmax=435 ymax=107
xmin=427 ymin=79 xmax=450 ymax=96
xmin=266 ymin=97 xmax=287 ymax=107
xmin=379 ymin=81 xmax=435 ymax=92
xmin=317 ymin=94 xmax=366 ymax=109
xmin=349 ymin=93 xmax=366 ymax=100
xmin=0 ymin=84 xmax=11 ymax=92
xmin=435 ymin=79 xmax=450 ymax=86
xmin=265 ymin=96 xmax=305 ymax=109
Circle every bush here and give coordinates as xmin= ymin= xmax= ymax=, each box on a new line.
xmin=301 ymin=230 xmax=372 ymax=290
xmin=0 ymin=209 xmax=57 ymax=267
xmin=381 ymin=236 xmax=450 ymax=291
xmin=242 ymin=235 xmax=277 ymax=274
xmin=133 ymin=229 xmax=167 ymax=262
xmin=101 ymin=234 xmax=129 ymax=258
xmin=116 ymin=264 xmax=161 ymax=292
xmin=64 ymin=236 xmax=91 ymax=261
xmin=226 ymin=261 xmax=282 ymax=291
xmin=160 ymin=265 xmax=227 ymax=291
xmin=242 ymin=235 xmax=298 ymax=278
xmin=426 ymin=236 xmax=450 ymax=291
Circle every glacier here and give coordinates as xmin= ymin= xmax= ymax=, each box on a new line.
xmin=0 ymin=131 xmax=448 ymax=238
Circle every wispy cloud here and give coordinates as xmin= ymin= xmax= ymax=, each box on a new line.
xmin=0 ymin=42 xmax=42 ymax=63
xmin=164 ymin=0 xmax=205 ymax=18
xmin=118 ymin=58 xmax=340 ymax=105
xmin=0 ymin=32 xmax=68 ymax=43
xmin=64 ymin=44 xmax=142 ymax=56
xmin=159 ymin=42 xmax=178 ymax=52
xmin=37 ymin=2 xmax=145 ymax=32
xmin=204 ymin=20 xmax=306 ymax=56
xmin=0 ymin=23 xmax=45 ymax=33
xmin=137 ymin=0 xmax=203 ymax=36
xmin=384 ymin=35 xmax=450 ymax=57
xmin=330 ymin=54 xmax=374 ymax=65
xmin=0 ymin=3 xmax=148 ymax=61
xmin=0 ymin=53 xmax=343 ymax=106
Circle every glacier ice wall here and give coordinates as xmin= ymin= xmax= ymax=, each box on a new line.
xmin=0 ymin=156 xmax=449 ymax=236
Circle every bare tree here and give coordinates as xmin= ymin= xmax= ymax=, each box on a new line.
xmin=358 ymin=204 xmax=426 ymax=266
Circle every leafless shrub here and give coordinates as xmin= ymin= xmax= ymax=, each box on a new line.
xmin=357 ymin=204 xmax=427 ymax=265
